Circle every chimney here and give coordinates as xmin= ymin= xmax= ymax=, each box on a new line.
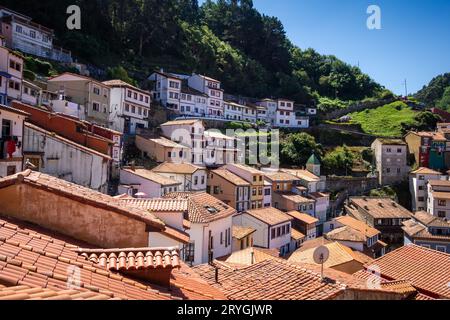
xmin=250 ymin=248 xmax=255 ymax=265
xmin=215 ymin=266 xmax=219 ymax=283
xmin=160 ymin=68 xmax=164 ymax=73
xmin=130 ymin=161 xmax=136 ymax=172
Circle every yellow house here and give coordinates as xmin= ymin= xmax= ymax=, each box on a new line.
xmin=135 ymin=135 xmax=190 ymax=163
xmin=226 ymin=164 xmax=265 ymax=209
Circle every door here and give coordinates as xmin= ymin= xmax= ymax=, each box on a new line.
xmin=1 ymin=119 xmax=12 ymax=159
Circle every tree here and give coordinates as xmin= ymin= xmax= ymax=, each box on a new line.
xmin=322 ymin=146 xmax=355 ymax=176
xmin=401 ymin=111 xmax=442 ymax=134
xmin=280 ymin=133 xmax=323 ymax=166
xmin=437 ymin=86 xmax=450 ymax=110
xmin=106 ymin=66 xmax=137 ymax=86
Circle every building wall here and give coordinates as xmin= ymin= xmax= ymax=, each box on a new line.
xmin=233 ymin=214 xmax=269 ymax=249
xmin=372 ymin=140 xmax=409 ymax=186
xmin=404 ymin=235 xmax=450 ymax=253
xmin=119 ymin=169 xmax=165 ymax=198
xmin=208 ymin=173 xmax=249 ymax=211
xmin=135 ymin=135 xmax=189 ymax=163
xmin=0 ymin=184 xmax=149 ymax=248
xmin=410 ymin=173 xmax=442 ymax=212
xmin=23 ymin=125 xmax=109 ymax=192
xmin=0 ymin=109 xmax=25 ymax=177
xmin=157 ymin=170 xmax=207 ymax=192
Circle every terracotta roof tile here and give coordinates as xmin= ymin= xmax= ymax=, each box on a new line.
xmin=164 ymin=193 xmax=236 ymax=224
xmin=334 ymin=216 xmax=380 ymax=238
xmin=291 ymin=228 xmax=305 ymax=241
xmin=326 ymin=226 xmax=367 ymax=243
xmin=211 ymin=169 xmax=250 ymax=186
xmin=192 ymin=259 xmax=347 ymax=300
xmin=410 ymin=167 xmax=442 ymax=175
xmin=118 ymin=198 xmax=188 ymax=212
xmin=122 ymin=168 xmax=181 ymax=186
xmin=152 ymin=162 xmax=203 ymax=175
xmin=349 ymin=197 xmax=413 ymax=219
xmin=265 ymin=171 xmax=299 ymax=182
xmin=217 ymin=247 xmax=281 ymax=267
xmin=287 ymin=211 xmax=319 ymax=225
xmin=280 ymin=193 xmax=315 ymax=204
xmin=0 ymin=285 xmax=120 ymax=300
xmin=0 ymin=215 xmax=223 ymax=300
xmin=281 ymin=169 xmax=320 ymax=182
xmin=0 ymin=170 xmax=165 ymax=230
xmin=245 ymin=207 xmax=293 ymax=226
xmin=232 ymin=226 xmax=256 ymax=240
xmin=357 ymin=244 xmax=450 ymax=299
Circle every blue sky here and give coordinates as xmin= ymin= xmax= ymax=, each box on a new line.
xmin=199 ymin=0 xmax=450 ymax=95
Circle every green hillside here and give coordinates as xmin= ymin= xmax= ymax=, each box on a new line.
xmin=348 ymin=101 xmax=417 ymax=137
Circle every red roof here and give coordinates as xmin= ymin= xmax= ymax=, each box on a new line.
xmin=0 ymin=215 xmax=224 ymax=300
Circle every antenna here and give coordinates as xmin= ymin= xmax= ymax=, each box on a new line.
xmin=313 ymin=245 xmax=330 ymax=281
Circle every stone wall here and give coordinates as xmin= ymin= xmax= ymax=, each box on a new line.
xmin=326 ymin=176 xmax=379 ymax=196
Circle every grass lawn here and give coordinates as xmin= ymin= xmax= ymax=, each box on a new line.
xmin=348 ymin=101 xmax=417 ymax=137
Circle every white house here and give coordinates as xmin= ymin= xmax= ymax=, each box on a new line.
xmin=188 ymin=74 xmax=224 ymax=118
xmin=308 ymin=192 xmax=330 ymax=225
xmin=21 ymin=80 xmax=40 ymax=106
xmin=409 ymin=167 xmax=443 ymax=212
xmin=263 ymin=181 xmax=272 ymax=208
xmin=0 ymin=104 xmax=27 ymax=177
xmin=256 ymin=99 xmax=277 ymax=126
xmin=48 ymin=96 xmax=85 ymax=120
xmin=233 ymin=207 xmax=294 ymax=256
xmin=179 ymin=86 xmax=208 ymax=117
xmin=224 ymin=101 xmax=244 ymax=121
xmin=119 ymin=167 xmax=181 ymax=198
xmin=148 ymin=70 xmax=182 ymax=112
xmin=22 ymin=122 xmax=110 ymax=192
xmin=0 ymin=7 xmax=72 ymax=62
xmin=164 ymin=192 xmax=236 ymax=266
xmin=0 ymin=44 xmax=23 ymax=105
xmin=152 ymin=162 xmax=207 ymax=192
xmin=103 ymin=79 xmax=150 ymax=134
xmin=160 ymin=119 xmax=205 ymax=166
xmin=275 ymin=99 xmax=296 ymax=127
xmin=204 ymin=130 xmax=237 ymax=166
xmin=242 ymin=104 xmax=257 ymax=123
xmin=427 ymin=179 xmax=450 ymax=220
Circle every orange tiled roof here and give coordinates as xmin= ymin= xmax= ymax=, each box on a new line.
xmin=218 ymin=247 xmax=281 ymax=267
xmin=148 ymin=137 xmax=190 ymax=149
xmin=360 ymin=244 xmax=450 ymax=299
xmin=334 ymin=215 xmax=380 ymax=238
xmin=0 ymin=170 xmax=164 ymax=230
xmin=193 ymin=259 xmax=347 ymax=300
xmin=326 ymin=226 xmax=366 ymax=243
xmin=349 ymin=197 xmax=413 ymax=219
xmin=122 ymin=168 xmax=181 ymax=186
xmin=280 ymin=193 xmax=315 ymax=204
xmin=281 ymin=169 xmax=320 ymax=182
xmin=265 ymin=171 xmax=299 ymax=182
xmin=410 ymin=167 xmax=442 ymax=175
xmin=102 ymin=79 xmax=150 ymax=96
xmin=78 ymin=247 xmax=181 ymax=271
xmin=152 ymin=162 xmax=203 ymax=175
xmin=291 ymin=228 xmax=305 ymax=240
xmin=232 ymin=226 xmax=256 ymax=240
xmin=287 ymin=211 xmax=319 ymax=225
xmin=245 ymin=207 xmax=293 ymax=226
xmin=0 ymin=215 xmax=223 ymax=300
xmin=164 ymin=193 xmax=236 ymax=224
xmin=0 ymin=285 xmax=121 ymax=300
xmin=118 ymin=198 xmax=188 ymax=212
xmin=211 ymin=169 xmax=250 ymax=186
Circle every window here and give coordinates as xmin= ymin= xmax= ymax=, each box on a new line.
xmin=418 ymin=175 xmax=425 ymax=181
xmin=436 ymin=246 xmax=446 ymax=253
xmin=30 ymin=30 xmax=36 ymax=38
xmin=16 ymin=25 xmax=22 ymax=33
xmin=265 ymin=188 xmax=271 ymax=196
xmin=213 ymin=186 xmax=220 ymax=195
xmin=220 ymin=232 xmax=223 ymax=245
xmin=182 ymin=242 xmax=195 ymax=263
xmin=418 ymin=197 xmax=425 ymax=202
xmin=134 ymin=92 xmax=138 ymax=100
xmin=93 ymin=86 xmax=100 ymax=95
xmin=145 ymin=97 xmax=149 ymax=103
xmin=271 ymin=228 xmax=276 ymax=240
xmin=438 ymin=211 xmax=446 ymax=218
xmin=125 ymin=104 xmax=130 ymax=112
xmin=194 ymin=176 xmax=198 ymax=185
xmin=128 ymin=90 xmax=132 ymax=98
xmin=438 ymin=200 xmax=447 ymax=207
xmin=92 ymin=102 xmax=100 ymax=112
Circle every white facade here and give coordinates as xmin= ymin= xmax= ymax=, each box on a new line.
xmin=0 ymin=106 xmax=26 ymax=177
xmin=188 ymin=74 xmax=224 ymax=118
xmin=233 ymin=213 xmax=292 ymax=255
xmin=224 ymin=101 xmax=244 ymax=121
xmin=119 ymin=169 xmax=180 ymax=198
xmin=179 ymin=89 xmax=208 ymax=117
xmin=409 ymin=170 xmax=442 ymax=212
xmin=189 ymin=217 xmax=233 ymax=265
xmin=22 ymin=123 xmax=109 ymax=192
xmin=0 ymin=45 xmax=23 ymax=105
xmin=309 ymin=193 xmax=330 ymax=224
xmin=427 ymin=182 xmax=450 ymax=220
xmin=371 ymin=139 xmax=410 ymax=186
xmin=21 ymin=80 xmax=40 ymax=106
xmin=104 ymin=81 xmax=150 ymax=134
xmin=263 ymin=183 xmax=272 ymax=207
xmin=149 ymin=71 xmax=182 ymax=112
xmin=50 ymin=98 xmax=85 ymax=120
xmin=152 ymin=169 xmax=207 ymax=192
xmin=256 ymin=99 xmax=277 ymax=126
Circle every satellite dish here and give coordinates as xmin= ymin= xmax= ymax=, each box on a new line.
xmin=313 ymin=245 xmax=329 ymax=264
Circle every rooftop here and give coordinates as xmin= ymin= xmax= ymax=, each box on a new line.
xmin=160 ymin=119 xmax=203 ymax=127
xmin=375 ymin=138 xmax=407 ymax=146
xmin=148 ymin=137 xmax=189 ymax=149
xmin=288 ymin=242 xmax=373 ymax=269
xmin=291 ymin=228 xmax=306 ymax=241
xmin=102 ymin=79 xmax=150 ymax=96
xmin=280 ymin=169 xmax=320 ymax=182
xmin=0 ymin=215 xmax=224 ymax=300
xmin=244 ymin=207 xmax=293 ymax=226
xmin=232 ymin=226 xmax=256 ymax=240
xmin=410 ymin=167 xmax=442 ymax=175
xmin=227 ymin=164 xmax=264 ymax=175
xmin=279 ymin=193 xmax=315 ymax=204
xmin=218 ymin=247 xmax=280 ymax=267
xmin=164 ymin=193 xmax=236 ymax=224
xmin=211 ymin=169 xmax=250 ymax=186
xmin=326 ymin=226 xmax=367 ymax=243
xmin=348 ymin=197 xmax=413 ymax=219
xmin=118 ymin=198 xmax=188 ymax=212
xmin=122 ymin=168 xmax=181 ymax=186
xmin=286 ymin=211 xmax=319 ymax=225
xmin=334 ymin=215 xmax=380 ymax=238
xmin=354 ymin=244 xmax=450 ymax=299
xmin=0 ymin=104 xmax=30 ymax=117
xmin=264 ymin=171 xmax=300 ymax=182
xmin=152 ymin=162 xmax=203 ymax=175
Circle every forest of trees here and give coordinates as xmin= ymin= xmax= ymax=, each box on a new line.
xmin=415 ymin=73 xmax=450 ymax=109
xmin=2 ymin=0 xmax=385 ymax=104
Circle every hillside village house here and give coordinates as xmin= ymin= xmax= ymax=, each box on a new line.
xmin=207 ymin=168 xmax=251 ymax=212
xmin=275 ymin=98 xmax=296 ymax=127
xmin=179 ymin=85 xmax=208 ymax=117
xmin=0 ymin=7 xmax=72 ymax=62
xmin=0 ymin=44 xmax=23 ymax=105
xmin=233 ymin=207 xmax=294 ymax=256
xmin=402 ymin=211 xmax=450 ymax=253
xmin=135 ymin=135 xmax=190 ymax=164
xmin=160 ymin=119 xmax=205 ymax=166
xmin=231 ymin=226 xmax=256 ymax=252
xmin=263 ymin=181 xmax=272 ymax=207
xmin=23 ymin=122 xmax=110 ymax=192
xmin=226 ymin=163 xmax=265 ymax=209
xmin=405 ymin=131 xmax=446 ymax=170
xmin=21 ymin=79 xmax=40 ymax=106
xmin=148 ymin=70 xmax=182 ymax=112
xmin=44 ymin=91 xmax=86 ymax=120
xmin=256 ymin=98 xmax=278 ymax=126
xmin=152 ymin=162 xmax=207 ymax=192
xmin=224 ymin=100 xmax=244 ymax=121
xmin=103 ymin=80 xmax=150 ymax=134
xmin=286 ymin=210 xmax=318 ymax=241
xmin=427 ymin=179 xmax=450 ymax=220
xmin=0 ymin=104 xmax=27 ymax=177
xmin=281 ymin=168 xmax=325 ymax=193
xmin=242 ymin=104 xmax=258 ymax=123
xmin=47 ymin=73 xmax=111 ymax=127
xmin=204 ymin=130 xmax=238 ymax=166
xmin=409 ymin=167 xmax=443 ymax=212
xmin=119 ymin=167 xmax=181 ymax=198
xmin=346 ymin=197 xmax=413 ymax=248
xmin=324 ymin=215 xmax=386 ymax=258
xmin=371 ymin=138 xmax=410 ymax=186
xmin=164 ymin=192 xmax=235 ymax=265
xmin=188 ymin=73 xmax=224 ymax=118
